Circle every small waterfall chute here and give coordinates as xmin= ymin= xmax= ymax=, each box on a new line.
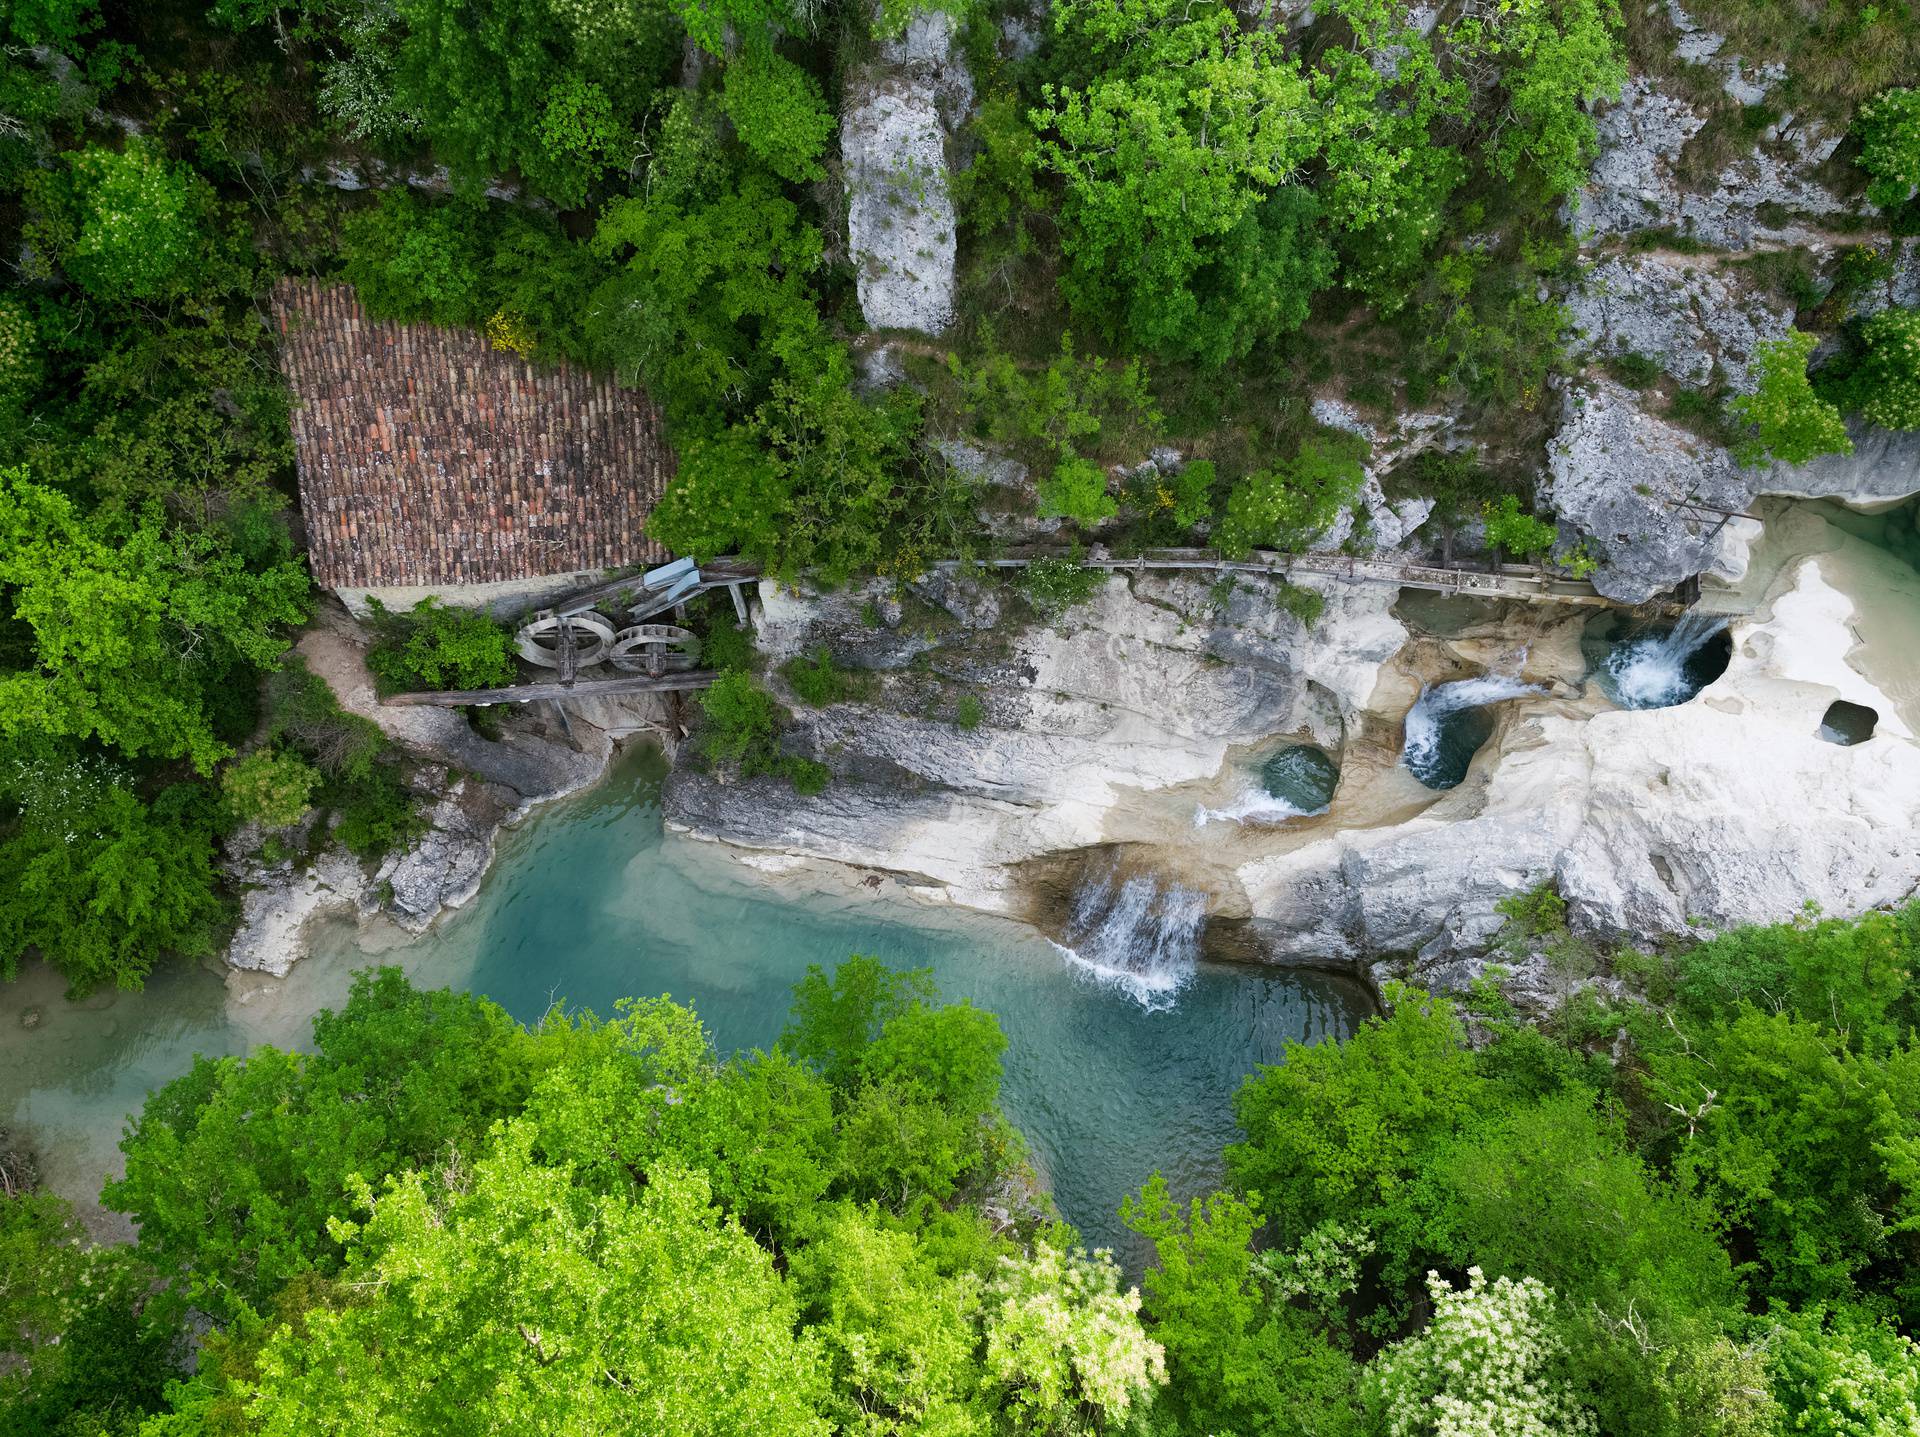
xmin=1194 ymin=744 xmax=1339 ymax=829
xmin=1600 ymin=609 xmax=1730 ymax=710
xmin=1401 ymin=675 xmax=1542 ymax=790
xmin=1054 ymin=863 xmax=1206 ymax=1011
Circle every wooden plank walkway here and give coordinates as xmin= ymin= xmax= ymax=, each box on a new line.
xmin=385 ymin=671 xmax=722 ymax=708
xmin=383 ymin=545 xmax=1722 ymax=706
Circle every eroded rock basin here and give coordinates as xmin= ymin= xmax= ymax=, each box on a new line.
xmin=666 ymin=501 xmax=1920 ymax=989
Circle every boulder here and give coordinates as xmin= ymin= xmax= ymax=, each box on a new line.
xmin=1544 ymin=378 xmax=1749 ymax=602
xmin=1761 ymin=420 xmax=1920 ymax=507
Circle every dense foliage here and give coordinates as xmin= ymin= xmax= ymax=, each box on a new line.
xmin=7 ymin=958 xmax=1168 ymax=1433
xmin=15 ymin=906 xmax=1920 ymax=1430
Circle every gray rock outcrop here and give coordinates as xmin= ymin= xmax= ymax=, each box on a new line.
xmin=1566 ymin=253 xmax=1792 ymax=388
xmin=1575 ymin=78 xmax=1843 ymax=249
xmin=1544 ymin=378 xmax=1749 ymax=602
xmin=842 ymin=9 xmax=971 ymax=336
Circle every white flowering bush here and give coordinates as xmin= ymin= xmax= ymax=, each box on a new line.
xmin=983 ymin=1240 xmax=1167 ymax=1430
xmin=60 ymin=139 xmax=206 ymax=302
xmin=1368 ymin=1268 xmax=1596 ymax=1437
xmin=1255 ymin=1218 xmax=1376 ymax=1326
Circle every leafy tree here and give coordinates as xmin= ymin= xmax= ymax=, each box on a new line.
xmin=0 ymin=1188 xmax=182 ymax=1437
xmin=722 ymin=52 xmax=835 ymax=184
xmin=981 ymin=1240 xmax=1167 ymax=1431
xmin=698 ymin=670 xmax=784 ymax=771
xmin=1841 ymin=307 xmax=1920 ymax=431
xmin=106 ymin=970 xmax=536 ymax=1315
xmin=787 ymin=1204 xmax=990 ymax=1433
xmin=1856 ymin=87 xmax=1920 ymax=210
xmin=0 ymin=470 xmax=309 ymax=774
xmin=1214 ymin=439 xmax=1366 ymax=558
xmin=1227 ymin=986 xmax=1485 ymax=1277
xmin=589 ymin=175 xmax=826 ymax=425
xmin=249 ymin=1142 xmax=831 ymax=1434
xmin=1481 ymin=494 xmax=1560 ymax=559
xmin=1651 ymin=1007 xmax=1920 ymax=1307
xmin=783 ymin=955 xmax=939 ymax=1089
xmin=342 ymin=189 xmax=486 ymax=327
xmin=220 ymin=749 xmax=319 ymax=829
xmin=389 ymin=0 xmax=671 ymax=206
xmin=0 ymin=750 xmax=225 ymax=993
xmin=1459 ymin=0 xmax=1626 ymax=200
xmin=645 ymin=426 xmax=789 ymax=561
xmin=1033 ymin=0 xmax=1320 ymax=360
xmin=1123 ymin=1179 xmax=1360 ymax=1436
xmin=26 ymin=139 xmax=211 ymax=303
xmin=1767 ymin=1303 xmax=1920 ymax=1437
xmin=1733 ymin=329 xmax=1853 ymax=466
xmin=364 ymin=596 xmax=516 ymax=693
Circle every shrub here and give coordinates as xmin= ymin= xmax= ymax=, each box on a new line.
xmin=1481 ymin=494 xmax=1560 ymax=558
xmin=262 ymin=659 xmax=386 ymax=780
xmin=1037 ymin=456 xmax=1118 ymax=528
xmin=701 ymin=618 xmax=756 ymax=674
xmin=326 ymin=765 xmax=421 ymax=861
xmin=699 ymin=671 xmax=781 ymax=771
xmin=781 ymin=645 xmax=869 ymax=707
xmin=1215 ymin=439 xmax=1366 ymax=559
xmin=1022 ymin=556 xmax=1103 ymax=617
xmin=1606 ymin=351 xmax=1663 ymax=388
xmin=342 ymin=190 xmax=484 ymax=328
xmin=955 ymin=693 xmax=984 ymax=730
xmin=364 ymin=597 xmax=516 ymax=694
xmin=1732 ymin=329 xmax=1852 ymax=465
xmin=221 ymin=749 xmax=319 ymax=829
xmin=1857 ymin=87 xmax=1920 ymax=210
xmin=1496 ymin=881 xmax=1569 ymax=938
xmin=1274 ymin=581 xmax=1325 ymax=627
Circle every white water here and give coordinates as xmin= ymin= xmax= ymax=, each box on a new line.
xmin=1056 ymin=865 xmax=1208 ymax=1011
xmin=1604 ymin=610 xmax=1728 ymax=710
xmin=1401 ymin=675 xmax=1543 ymax=784
xmin=1193 ymin=788 xmax=1319 ymax=828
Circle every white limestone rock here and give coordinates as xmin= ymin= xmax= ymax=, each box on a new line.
xmin=843 ymin=83 xmax=957 ymax=336
xmin=1239 ymin=560 xmax=1920 ymax=963
xmin=226 ymin=848 xmax=369 ymax=978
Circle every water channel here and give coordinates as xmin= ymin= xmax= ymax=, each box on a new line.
xmin=0 ymin=744 xmax=1369 ymax=1262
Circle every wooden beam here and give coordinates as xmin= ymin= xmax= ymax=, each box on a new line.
xmin=383 ymin=671 xmax=722 ymax=707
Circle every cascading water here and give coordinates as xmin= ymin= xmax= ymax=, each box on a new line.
xmin=1055 ymin=863 xmax=1207 ymax=1011
xmin=1401 ymin=675 xmax=1543 ymax=790
xmin=1600 ymin=609 xmax=1730 ymax=710
xmin=1194 ymin=744 xmax=1340 ymax=828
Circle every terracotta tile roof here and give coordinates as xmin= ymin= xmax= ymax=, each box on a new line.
xmin=271 ymin=278 xmax=674 ymax=590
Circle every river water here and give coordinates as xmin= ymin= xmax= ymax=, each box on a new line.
xmin=0 ymin=744 xmax=1368 ymax=1261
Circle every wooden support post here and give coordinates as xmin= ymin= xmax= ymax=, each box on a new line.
xmin=728 ymin=582 xmax=749 ymax=624
xmin=557 ymin=615 xmax=578 ymax=687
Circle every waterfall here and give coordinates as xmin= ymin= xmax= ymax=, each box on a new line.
xmin=1193 ymin=789 xmax=1318 ymax=828
xmin=1054 ymin=864 xmax=1206 ymax=1011
xmin=1604 ymin=610 xmax=1728 ymax=710
xmin=1401 ymin=675 xmax=1543 ymax=788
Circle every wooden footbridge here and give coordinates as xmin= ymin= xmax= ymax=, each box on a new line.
xmin=381 ymin=548 xmax=1711 ymax=708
